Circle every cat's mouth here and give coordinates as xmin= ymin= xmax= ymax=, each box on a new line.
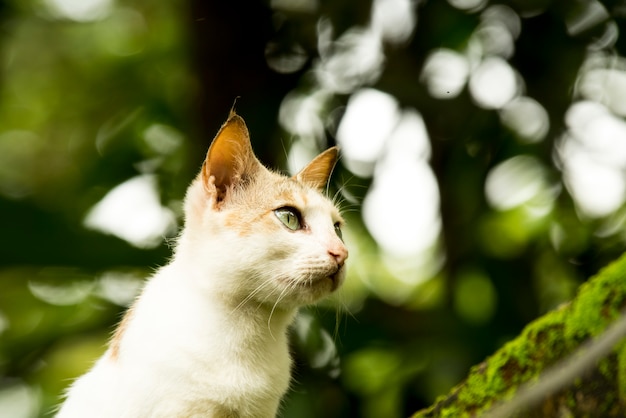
xmin=285 ymin=267 xmax=343 ymax=292
xmin=328 ymin=268 xmax=343 ymax=290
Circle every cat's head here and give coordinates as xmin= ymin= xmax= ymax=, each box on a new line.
xmin=179 ymin=111 xmax=347 ymax=310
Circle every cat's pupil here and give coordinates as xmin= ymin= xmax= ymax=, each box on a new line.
xmin=274 ymin=207 xmax=301 ymax=231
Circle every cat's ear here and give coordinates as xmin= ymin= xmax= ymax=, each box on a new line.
xmin=202 ymin=112 xmax=260 ymax=204
xmin=294 ymin=147 xmax=339 ymax=191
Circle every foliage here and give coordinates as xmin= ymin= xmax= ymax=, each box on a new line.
xmin=0 ymin=0 xmax=626 ymax=417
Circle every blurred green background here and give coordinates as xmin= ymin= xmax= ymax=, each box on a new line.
xmin=1 ymin=0 xmax=626 ymax=417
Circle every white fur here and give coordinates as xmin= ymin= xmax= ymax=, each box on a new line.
xmin=56 ymin=177 xmax=346 ymax=418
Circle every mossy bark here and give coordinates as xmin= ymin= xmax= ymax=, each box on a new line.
xmin=412 ymin=253 xmax=626 ymax=418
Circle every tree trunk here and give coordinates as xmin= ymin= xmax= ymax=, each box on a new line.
xmin=187 ymin=0 xmax=302 ymax=167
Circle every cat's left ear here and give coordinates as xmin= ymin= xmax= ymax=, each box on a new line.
xmin=294 ymin=147 xmax=339 ymax=191
xmin=202 ymin=112 xmax=260 ymax=204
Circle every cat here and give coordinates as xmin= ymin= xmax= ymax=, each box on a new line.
xmin=55 ymin=111 xmax=348 ymax=418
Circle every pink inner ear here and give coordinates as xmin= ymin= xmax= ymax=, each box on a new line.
xmin=202 ymin=114 xmax=255 ymax=198
xmin=208 ymin=147 xmax=238 ymax=191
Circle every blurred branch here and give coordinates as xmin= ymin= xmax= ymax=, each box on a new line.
xmin=412 ymin=253 xmax=626 ymax=418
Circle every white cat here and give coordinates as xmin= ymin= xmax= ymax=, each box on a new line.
xmin=56 ymin=112 xmax=348 ymax=418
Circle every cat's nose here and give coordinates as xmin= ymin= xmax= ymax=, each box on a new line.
xmin=329 ymin=244 xmax=348 ymax=267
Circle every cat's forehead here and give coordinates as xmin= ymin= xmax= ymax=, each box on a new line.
xmin=268 ymin=175 xmax=337 ymax=213
xmin=231 ymin=170 xmax=340 ymax=217
xmin=218 ymin=171 xmax=341 ymax=236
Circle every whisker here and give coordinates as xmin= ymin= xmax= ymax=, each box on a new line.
xmin=267 ymin=277 xmax=302 ymax=338
xmin=229 ymin=268 xmax=288 ymax=315
xmin=231 ymin=278 xmax=274 ymax=313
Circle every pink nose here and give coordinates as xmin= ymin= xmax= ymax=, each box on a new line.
xmin=329 ymin=243 xmax=348 ymax=266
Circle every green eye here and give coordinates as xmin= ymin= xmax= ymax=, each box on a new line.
xmin=334 ymin=222 xmax=343 ymax=241
xmin=275 ymin=207 xmax=301 ymax=231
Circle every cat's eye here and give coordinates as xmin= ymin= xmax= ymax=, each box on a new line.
xmin=274 ymin=207 xmax=302 ymax=231
xmin=334 ymin=222 xmax=343 ymax=241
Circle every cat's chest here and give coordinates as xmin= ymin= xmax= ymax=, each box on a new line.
xmin=117 ymin=271 xmax=294 ymax=412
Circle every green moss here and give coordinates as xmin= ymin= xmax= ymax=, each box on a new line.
xmin=413 ymin=253 xmax=626 ymax=418
xmin=565 ymin=256 xmax=626 ymax=340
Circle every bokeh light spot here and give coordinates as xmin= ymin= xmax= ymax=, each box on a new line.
xmin=560 ymin=101 xmax=626 ymax=218
xmin=485 ymin=155 xmax=548 ymax=210
xmin=44 ymin=0 xmax=112 ymax=21
xmin=362 ymin=110 xmax=440 ymax=258
xmin=500 ymin=96 xmax=550 ymax=143
xmin=454 ymin=270 xmax=497 ymax=325
xmin=337 ymin=88 xmax=399 ymax=177
xmin=448 ymin=0 xmax=488 ymax=12
xmin=421 ymin=49 xmax=470 ymax=99
xmin=579 ymin=67 xmax=626 ymax=117
xmin=469 ymin=56 xmax=519 ymax=109
xmin=371 ymin=0 xmax=416 ymax=44
xmin=84 ymin=175 xmax=177 ymax=248
xmin=0 ymin=382 xmax=40 ymax=418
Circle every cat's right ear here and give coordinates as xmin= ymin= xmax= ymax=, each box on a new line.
xmin=295 ymin=147 xmax=339 ymax=191
xmin=202 ymin=113 xmax=258 ymax=206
